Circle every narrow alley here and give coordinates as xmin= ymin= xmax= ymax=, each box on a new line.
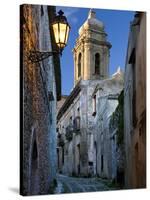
xmin=21 ymin=4 xmax=146 ymax=196
xmin=55 ymin=174 xmax=120 ymax=194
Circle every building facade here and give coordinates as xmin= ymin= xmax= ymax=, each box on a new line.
xmin=92 ymin=71 xmax=124 ymax=180
xmin=20 ymin=5 xmax=61 ymax=195
xmin=57 ymin=10 xmax=123 ymax=179
xmin=124 ymin=12 xmax=146 ymax=188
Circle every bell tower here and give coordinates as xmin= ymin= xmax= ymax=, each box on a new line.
xmin=73 ymin=9 xmax=112 ymax=85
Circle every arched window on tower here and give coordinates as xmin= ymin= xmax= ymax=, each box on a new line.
xmin=95 ymin=53 xmax=100 ymax=74
xmin=78 ymin=53 xmax=82 ymax=78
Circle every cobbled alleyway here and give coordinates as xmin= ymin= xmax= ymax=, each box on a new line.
xmin=54 ymin=174 xmax=120 ymax=194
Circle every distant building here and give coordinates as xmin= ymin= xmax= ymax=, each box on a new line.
xmin=93 ymin=70 xmax=124 ymax=180
xmin=57 ymin=95 xmax=68 ymax=114
xmin=124 ymin=12 xmax=146 ymax=188
xmin=20 ymin=5 xmax=61 ymax=195
xmin=57 ymin=10 xmax=123 ymax=178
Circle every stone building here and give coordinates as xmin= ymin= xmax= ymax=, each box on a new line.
xmin=92 ymin=70 xmax=124 ymax=180
xmin=20 ymin=5 xmax=61 ymax=195
xmin=124 ymin=12 xmax=146 ymax=189
xmin=57 ymin=10 xmax=123 ymax=178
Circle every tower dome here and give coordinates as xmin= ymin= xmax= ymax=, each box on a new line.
xmin=79 ymin=9 xmax=104 ymax=35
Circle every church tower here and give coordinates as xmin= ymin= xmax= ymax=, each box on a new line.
xmin=73 ymin=9 xmax=112 ymax=85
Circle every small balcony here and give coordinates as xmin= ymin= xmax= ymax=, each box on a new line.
xmin=65 ymin=125 xmax=74 ymax=141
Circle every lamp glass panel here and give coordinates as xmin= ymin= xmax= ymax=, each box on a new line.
xmin=65 ymin=26 xmax=70 ymax=44
xmin=52 ymin=23 xmax=59 ymax=44
xmin=59 ymin=23 xmax=67 ymax=45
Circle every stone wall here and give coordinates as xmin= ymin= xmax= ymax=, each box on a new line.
xmin=20 ymin=4 xmax=60 ymax=195
xmin=124 ymin=12 xmax=146 ymax=189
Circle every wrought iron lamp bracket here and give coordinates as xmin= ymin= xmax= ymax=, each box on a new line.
xmin=27 ymin=50 xmax=60 ymax=63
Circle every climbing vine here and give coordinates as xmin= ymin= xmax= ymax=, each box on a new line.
xmin=109 ymin=90 xmax=124 ymax=146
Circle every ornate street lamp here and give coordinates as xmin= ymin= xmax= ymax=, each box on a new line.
xmin=28 ymin=10 xmax=70 ymax=63
xmin=52 ymin=10 xmax=70 ymax=51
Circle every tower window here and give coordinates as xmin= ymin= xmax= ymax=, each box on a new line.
xmin=78 ymin=53 xmax=82 ymax=78
xmin=95 ymin=53 xmax=100 ymax=74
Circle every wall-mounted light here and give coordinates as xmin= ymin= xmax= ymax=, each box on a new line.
xmin=52 ymin=10 xmax=70 ymax=51
xmin=28 ymin=10 xmax=70 ymax=63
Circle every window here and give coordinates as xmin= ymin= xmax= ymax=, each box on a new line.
xmin=77 ymin=107 xmax=80 ymax=129
xmin=70 ymin=116 xmax=72 ymax=125
xmin=73 ymin=117 xmax=80 ymax=130
xmin=89 ymin=161 xmax=93 ymax=166
xmin=78 ymin=53 xmax=81 ymax=77
xmin=77 ymin=107 xmax=80 ymax=114
xmin=76 ymin=117 xmax=80 ymax=130
xmin=95 ymin=53 xmax=100 ymax=74
xmin=92 ymin=95 xmax=96 ymax=116
xmin=57 ymin=148 xmax=59 ymax=169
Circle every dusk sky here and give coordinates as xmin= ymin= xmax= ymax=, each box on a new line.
xmin=56 ymin=6 xmax=135 ymax=95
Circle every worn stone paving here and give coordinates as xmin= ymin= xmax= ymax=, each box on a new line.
xmin=55 ymin=174 xmax=119 ymax=194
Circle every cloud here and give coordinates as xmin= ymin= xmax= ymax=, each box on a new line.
xmin=56 ymin=7 xmax=80 ymax=24
xmin=56 ymin=7 xmax=79 ymax=17
xmin=71 ymin=17 xmax=78 ymax=24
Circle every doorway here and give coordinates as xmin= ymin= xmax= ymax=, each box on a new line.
xmin=77 ymin=144 xmax=80 ymax=175
xmin=30 ymin=132 xmax=39 ymax=194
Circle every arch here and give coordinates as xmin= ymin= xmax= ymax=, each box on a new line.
xmin=78 ymin=53 xmax=82 ymax=78
xmin=95 ymin=53 xmax=100 ymax=74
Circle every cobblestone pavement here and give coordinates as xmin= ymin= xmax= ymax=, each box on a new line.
xmin=55 ymin=174 xmax=119 ymax=194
